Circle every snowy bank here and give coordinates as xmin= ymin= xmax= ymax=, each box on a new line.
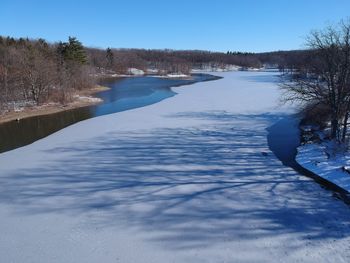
xmin=191 ymin=64 xmax=261 ymax=73
xmin=296 ymin=141 xmax=350 ymax=193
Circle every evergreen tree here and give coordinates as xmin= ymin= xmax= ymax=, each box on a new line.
xmin=56 ymin=41 xmax=66 ymax=65
xmin=106 ymin=47 xmax=114 ymax=68
xmin=6 ymin=37 xmax=15 ymax=46
xmin=61 ymin=37 xmax=87 ymax=64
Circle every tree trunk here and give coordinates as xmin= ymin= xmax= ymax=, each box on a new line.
xmin=342 ymin=113 xmax=348 ymax=142
xmin=342 ymin=104 xmax=350 ymax=143
xmin=331 ymin=117 xmax=339 ymax=141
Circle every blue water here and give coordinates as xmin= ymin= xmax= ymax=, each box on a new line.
xmin=93 ymin=77 xmax=177 ymax=116
xmin=0 ymin=74 xmax=219 ymax=153
xmin=92 ymin=74 xmax=217 ymax=117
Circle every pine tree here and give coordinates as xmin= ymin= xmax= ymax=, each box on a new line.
xmin=106 ymin=47 xmax=114 ymax=68
xmin=56 ymin=41 xmax=66 ymax=65
xmin=61 ymin=37 xmax=87 ymax=64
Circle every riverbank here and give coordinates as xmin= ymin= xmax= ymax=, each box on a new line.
xmin=0 ymin=85 xmax=110 ymax=125
xmin=0 ymin=72 xmax=224 ymax=125
xmin=296 ymin=137 xmax=350 ymax=194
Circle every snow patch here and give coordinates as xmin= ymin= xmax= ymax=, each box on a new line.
xmin=166 ymin=73 xmax=189 ymax=78
xmin=73 ymin=95 xmax=102 ymax=103
xmin=128 ymin=68 xmax=145 ymax=75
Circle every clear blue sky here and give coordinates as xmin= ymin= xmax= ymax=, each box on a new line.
xmin=1 ymin=0 xmax=350 ymax=52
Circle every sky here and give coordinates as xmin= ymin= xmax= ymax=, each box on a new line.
xmin=1 ymin=0 xmax=350 ymax=52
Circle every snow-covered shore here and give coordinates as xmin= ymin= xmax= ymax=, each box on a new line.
xmin=296 ymin=142 xmax=350 ymax=193
xmin=1 ymin=71 xmax=350 ymax=262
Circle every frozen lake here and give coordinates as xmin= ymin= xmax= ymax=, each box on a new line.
xmin=1 ymin=71 xmax=350 ymax=262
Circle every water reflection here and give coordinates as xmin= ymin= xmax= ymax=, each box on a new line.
xmin=0 ymin=108 xmax=93 ymax=153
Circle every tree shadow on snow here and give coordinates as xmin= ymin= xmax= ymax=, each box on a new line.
xmin=1 ymin=111 xmax=350 ymax=250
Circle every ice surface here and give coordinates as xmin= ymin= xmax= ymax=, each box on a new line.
xmin=1 ymin=72 xmax=350 ymax=262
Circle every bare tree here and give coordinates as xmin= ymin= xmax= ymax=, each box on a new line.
xmin=0 ymin=36 xmax=96 ymax=113
xmin=282 ymin=19 xmax=350 ymax=143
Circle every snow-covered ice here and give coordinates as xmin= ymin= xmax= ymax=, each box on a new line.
xmin=1 ymin=71 xmax=350 ymax=262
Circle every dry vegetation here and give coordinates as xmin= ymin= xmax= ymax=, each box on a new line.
xmin=282 ymin=19 xmax=350 ymax=144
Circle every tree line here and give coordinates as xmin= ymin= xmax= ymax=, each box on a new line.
xmin=86 ymin=47 xmax=305 ymax=74
xmin=0 ymin=34 xmax=311 ymax=114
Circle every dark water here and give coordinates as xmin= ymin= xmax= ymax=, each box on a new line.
xmin=267 ymin=116 xmax=350 ymax=200
xmin=267 ymin=116 xmax=301 ymax=168
xmin=0 ymin=74 xmax=219 ymax=153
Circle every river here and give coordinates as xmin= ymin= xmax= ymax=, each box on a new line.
xmin=0 ymin=74 xmax=219 ymax=153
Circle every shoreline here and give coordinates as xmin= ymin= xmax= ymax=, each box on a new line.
xmin=0 ymin=73 xmax=212 ymax=125
xmin=0 ymin=85 xmax=110 ymax=125
xmin=295 ymin=131 xmax=350 ymax=201
xmin=0 ymin=73 xmax=221 ymax=154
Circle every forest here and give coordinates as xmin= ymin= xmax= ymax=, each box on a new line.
xmin=0 ymin=36 xmax=94 ymax=113
xmin=0 ymin=35 xmax=310 ymax=114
